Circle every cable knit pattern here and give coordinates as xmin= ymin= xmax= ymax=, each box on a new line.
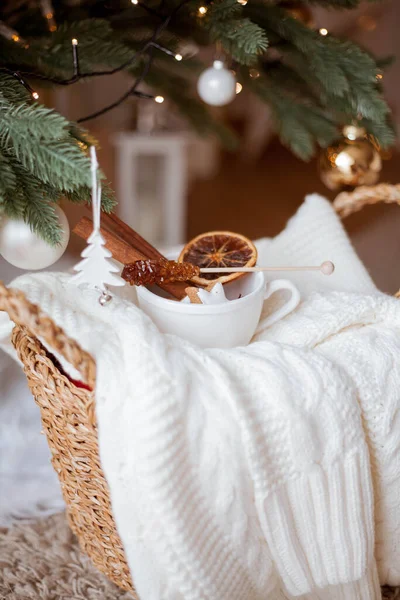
xmin=257 ymin=291 xmax=400 ymax=589
xmin=211 ymin=344 xmax=374 ymax=595
xmin=0 ymin=272 xmax=380 ymax=600
xmin=321 ymin=324 xmax=400 ymax=587
xmin=1 ymin=194 xmax=397 ymax=600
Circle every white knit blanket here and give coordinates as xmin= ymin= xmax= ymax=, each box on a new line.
xmin=2 ymin=195 xmax=400 ymax=600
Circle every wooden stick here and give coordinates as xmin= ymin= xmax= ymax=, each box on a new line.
xmin=73 ymin=217 xmax=189 ymax=299
xmin=185 ymin=287 xmax=202 ymax=304
xmin=200 ymin=261 xmax=335 ymax=275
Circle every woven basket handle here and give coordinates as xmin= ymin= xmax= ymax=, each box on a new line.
xmin=333 ymin=183 xmax=400 ymax=218
xmin=0 ymin=281 xmax=96 ymax=387
xmin=333 ymin=183 xmax=400 ymax=297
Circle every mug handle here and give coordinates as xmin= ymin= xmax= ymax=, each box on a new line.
xmin=262 ymin=279 xmax=301 ymax=328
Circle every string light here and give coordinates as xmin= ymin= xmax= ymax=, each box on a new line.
xmin=47 ymin=15 xmax=57 ymax=32
xmin=249 ymin=68 xmax=260 ymax=79
xmin=236 ymin=82 xmax=243 ymax=94
xmin=319 ymin=28 xmax=328 ymax=36
xmin=150 ymin=42 xmax=185 ymax=62
xmin=376 ymin=73 xmax=383 ymax=81
xmin=198 ymin=6 xmax=207 ymax=16
xmin=0 ymin=21 xmax=29 ymax=48
xmin=10 ymin=71 xmax=39 ymax=100
xmin=72 ymin=38 xmax=80 ymax=77
xmin=40 ymin=0 xmax=57 ymax=32
xmin=3 ymin=0 xmax=188 ymax=124
xmin=237 ymin=0 xmax=248 ymax=4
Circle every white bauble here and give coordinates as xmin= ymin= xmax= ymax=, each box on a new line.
xmin=0 ymin=206 xmax=70 ymax=270
xmin=197 ymin=60 xmax=236 ymax=106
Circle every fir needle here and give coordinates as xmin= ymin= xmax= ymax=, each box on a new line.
xmin=200 ymin=261 xmax=335 ymax=275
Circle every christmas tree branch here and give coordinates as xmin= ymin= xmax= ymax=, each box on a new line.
xmin=205 ymin=0 xmax=268 ymax=65
xmin=0 ymin=71 xmax=112 ymax=240
xmin=0 ymin=0 xmax=395 ymax=243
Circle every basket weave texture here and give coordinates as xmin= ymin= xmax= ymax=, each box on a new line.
xmin=0 ymin=286 xmax=134 ymax=594
xmin=0 ymin=184 xmax=400 ymax=596
xmin=12 ymin=325 xmax=134 ymax=593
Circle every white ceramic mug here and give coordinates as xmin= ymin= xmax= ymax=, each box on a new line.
xmin=136 ymin=271 xmax=300 ymax=349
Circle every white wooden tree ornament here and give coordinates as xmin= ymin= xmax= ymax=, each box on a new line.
xmin=71 ymin=146 xmax=125 ymax=304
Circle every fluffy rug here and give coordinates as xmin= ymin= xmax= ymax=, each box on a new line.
xmin=0 ymin=512 xmax=398 ymax=600
xmin=0 ymin=512 xmax=134 ymax=599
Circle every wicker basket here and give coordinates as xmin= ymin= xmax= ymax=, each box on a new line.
xmin=0 ymin=280 xmax=135 ymax=593
xmin=0 ymin=184 xmax=399 ymax=596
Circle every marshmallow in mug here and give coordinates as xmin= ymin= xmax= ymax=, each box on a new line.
xmin=181 ymin=282 xmax=228 ymax=305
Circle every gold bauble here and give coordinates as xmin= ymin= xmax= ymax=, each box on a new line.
xmin=281 ymin=1 xmax=314 ymax=27
xmin=319 ymin=127 xmax=382 ymax=191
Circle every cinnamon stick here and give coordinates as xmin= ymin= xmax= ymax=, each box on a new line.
xmin=73 ymin=217 xmax=188 ymax=300
xmin=101 ymin=211 xmax=164 ymax=262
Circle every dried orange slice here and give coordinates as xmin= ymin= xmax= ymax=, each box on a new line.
xmin=178 ymin=230 xmax=257 ymax=286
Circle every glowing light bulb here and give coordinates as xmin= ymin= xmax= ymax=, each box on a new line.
xmin=72 ymin=38 xmax=78 ymax=45
xmin=376 ymin=73 xmax=383 ymax=80
xmin=32 ymin=92 xmax=39 ymax=100
xmin=175 ymin=53 xmax=183 ymax=61
xmin=131 ymin=0 xmax=139 ymax=4
xmin=11 ymin=34 xmax=20 ymax=42
xmin=198 ymin=6 xmax=207 ymax=15
xmin=236 ymin=82 xmax=243 ymax=94
xmin=319 ymin=28 xmax=328 ymax=36
xmin=237 ymin=0 xmax=248 ymax=4
xmin=249 ymin=68 xmax=260 ymax=79
xmin=155 ymin=95 xmax=164 ymax=104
